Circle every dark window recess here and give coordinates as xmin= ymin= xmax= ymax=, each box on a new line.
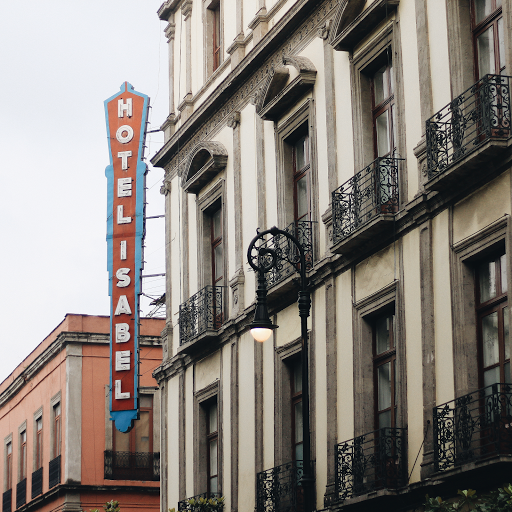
xmin=31 ymin=467 xmax=43 ymax=499
xmin=48 ymin=455 xmax=61 ymax=489
xmin=104 ymin=451 xmax=160 ymax=481
xmin=15 ymin=479 xmax=26 ymax=509
xmin=2 ymin=489 xmax=11 ymax=512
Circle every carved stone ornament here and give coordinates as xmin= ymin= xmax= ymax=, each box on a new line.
xmin=160 ymin=180 xmax=172 ymax=196
xmin=182 ymin=141 xmax=228 ymax=193
xmin=317 ymin=19 xmax=331 ymax=40
xmin=227 ymin=112 xmax=241 ymax=128
xmin=256 ymin=55 xmax=317 ymax=121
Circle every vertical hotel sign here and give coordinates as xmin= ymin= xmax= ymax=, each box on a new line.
xmin=105 ymin=82 xmax=149 ymax=432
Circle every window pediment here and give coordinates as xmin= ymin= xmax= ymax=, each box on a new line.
xmin=256 ymin=56 xmax=317 ymax=121
xmin=183 ymin=141 xmax=228 ymax=193
xmin=329 ymin=0 xmax=399 ymax=51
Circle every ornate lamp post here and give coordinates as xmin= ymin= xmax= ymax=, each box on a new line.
xmin=247 ymin=226 xmax=313 ymax=512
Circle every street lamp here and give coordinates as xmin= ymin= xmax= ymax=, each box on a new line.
xmin=247 ymin=226 xmax=313 ymax=512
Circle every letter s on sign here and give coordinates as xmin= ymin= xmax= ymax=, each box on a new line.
xmin=116 ymin=268 xmax=131 ymax=287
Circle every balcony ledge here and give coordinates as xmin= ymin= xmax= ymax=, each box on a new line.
xmin=425 ymin=137 xmax=511 ymax=193
xmin=177 ymin=329 xmax=221 ymax=355
xmin=331 ymin=214 xmax=396 ymax=255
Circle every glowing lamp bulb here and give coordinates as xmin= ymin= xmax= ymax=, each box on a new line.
xmin=251 ymin=327 xmax=273 ymax=343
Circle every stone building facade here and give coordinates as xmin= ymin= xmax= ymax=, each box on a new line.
xmin=152 ymin=0 xmax=512 ymax=511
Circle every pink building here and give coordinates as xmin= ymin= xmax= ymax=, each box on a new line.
xmin=0 ymin=314 xmax=164 ymax=512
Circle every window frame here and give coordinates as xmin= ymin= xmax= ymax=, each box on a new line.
xmin=206 ymin=399 xmax=219 ymax=493
xmin=204 ymin=0 xmax=223 ymax=77
xmin=5 ymin=436 xmax=13 ymax=491
xmin=19 ymin=425 xmax=27 ymax=482
xmin=34 ymin=412 xmax=43 ymax=471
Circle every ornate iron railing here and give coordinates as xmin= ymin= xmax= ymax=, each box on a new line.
xmin=2 ymin=489 xmax=11 ymax=512
xmin=178 ymin=492 xmax=222 ymax=511
xmin=31 ymin=467 xmax=43 ymax=499
xmin=16 ymin=479 xmax=26 ymax=509
xmin=179 ymin=286 xmax=226 ymax=345
xmin=331 ymin=157 xmax=400 ymax=246
xmin=335 ymin=427 xmax=407 ymax=501
xmin=48 ymin=455 xmax=61 ymax=489
xmin=256 ymin=220 xmax=314 ymax=289
xmin=256 ymin=460 xmax=312 ymax=512
xmin=426 ymin=74 xmax=511 ymax=180
xmin=104 ymin=450 xmax=160 ymax=481
xmin=434 ymin=383 xmax=512 ymax=472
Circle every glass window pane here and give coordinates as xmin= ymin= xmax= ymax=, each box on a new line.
xmin=484 ymin=366 xmax=500 ymax=388
xmin=209 ymin=403 xmax=218 ymax=434
xmin=209 ymin=438 xmax=218 ymax=475
xmin=214 ymin=244 xmax=223 ymax=282
xmin=378 ymin=362 xmax=392 ymax=411
xmin=296 ymin=175 xmax=309 ymax=220
xmin=213 ymin=209 xmax=221 ymax=240
xmin=294 ymin=136 xmax=307 ymax=171
xmin=376 ymin=111 xmax=390 ymax=157
xmin=115 ymin=429 xmax=130 ymax=452
xmin=135 ymin=411 xmax=150 ymax=452
xmin=294 ymin=402 xmax=303 ymax=444
xmin=505 ymin=306 xmax=510 ymax=360
xmin=210 ymin=476 xmax=218 ymax=494
xmin=295 ymin=443 xmax=303 ymax=462
xmin=479 ymin=259 xmax=497 ymax=302
xmin=474 ymin=0 xmax=492 ymax=24
xmin=482 ymin=312 xmax=499 ymax=368
xmin=498 ymin=17 xmax=505 ymax=71
xmin=375 ymin=316 xmax=391 ymax=354
xmin=477 ymin=26 xmax=496 ymax=78
xmin=501 ymin=254 xmax=507 ymax=293
xmin=36 ymin=418 xmax=43 ymax=431
xmin=293 ymin=360 xmax=302 ymax=394
xmin=378 ymin=410 xmax=391 ymax=430
xmin=505 ymin=362 xmax=510 ymax=383
xmin=373 ymin=66 xmax=387 ymax=105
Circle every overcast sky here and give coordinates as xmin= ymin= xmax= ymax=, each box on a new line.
xmin=0 ymin=1 xmax=169 ymax=383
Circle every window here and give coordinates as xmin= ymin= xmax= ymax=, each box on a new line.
xmin=53 ymin=402 xmax=61 ymax=458
xmin=114 ymin=395 xmax=153 ymax=455
xmin=371 ymin=61 xmax=395 ymax=158
xmin=35 ymin=417 xmax=43 ymax=470
xmin=206 ymin=400 xmax=218 ymax=493
xmin=19 ymin=431 xmax=27 ymax=481
xmin=472 ymin=0 xmax=505 ymax=79
xmin=6 ymin=441 xmax=12 ymax=490
xmin=292 ymin=131 xmax=311 ymax=224
xmin=373 ymin=312 xmax=397 ymax=429
xmin=206 ymin=0 xmax=222 ymax=76
xmin=212 ymin=3 xmax=221 ymax=72
xmin=211 ymin=207 xmax=223 ymax=287
xmin=476 ymin=253 xmax=510 ymax=387
xmin=290 ymin=359 xmax=303 ymax=461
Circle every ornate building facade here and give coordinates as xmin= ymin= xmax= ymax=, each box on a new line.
xmin=152 ymin=0 xmax=512 ymax=510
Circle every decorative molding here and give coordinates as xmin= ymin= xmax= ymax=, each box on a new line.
xmin=152 ymin=0 xmax=338 ymax=176
xmin=227 ymin=111 xmax=241 ymax=128
xmin=317 ymin=19 xmax=331 ymax=40
xmin=181 ymin=0 xmax=193 ymax=19
xmin=164 ymin=22 xmax=176 ymax=42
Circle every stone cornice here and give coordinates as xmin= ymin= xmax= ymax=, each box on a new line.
xmin=151 ymin=0 xmax=337 ymax=171
xmin=0 ymin=332 xmax=161 ymax=407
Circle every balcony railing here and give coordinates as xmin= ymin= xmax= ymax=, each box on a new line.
xmin=434 ymin=383 xmax=512 ymax=472
xmin=256 ymin=220 xmax=314 ymax=289
xmin=15 ymin=479 xmax=26 ymax=509
xmin=2 ymin=489 xmax=11 ymax=512
xmin=104 ymin=450 xmax=160 ymax=481
xmin=426 ymin=74 xmax=511 ymax=180
xmin=256 ymin=460 xmax=312 ymax=512
xmin=31 ymin=467 xmax=43 ymax=499
xmin=179 ymin=286 xmax=226 ymax=345
xmin=178 ymin=492 xmax=222 ymax=511
xmin=49 ymin=455 xmax=61 ymax=489
xmin=332 ymin=157 xmax=400 ymax=246
xmin=335 ymin=427 xmax=407 ymax=501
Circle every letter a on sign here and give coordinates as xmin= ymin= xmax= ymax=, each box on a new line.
xmin=105 ymin=82 xmax=149 ymax=433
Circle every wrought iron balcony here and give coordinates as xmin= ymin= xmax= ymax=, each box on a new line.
xmin=16 ymin=479 xmax=26 ymax=509
xmin=434 ymin=383 xmax=512 ymax=472
xmin=179 ymin=285 xmax=226 ymax=347
xmin=335 ymin=427 xmax=407 ymax=501
xmin=256 ymin=220 xmax=314 ymax=290
xmin=178 ymin=492 xmax=222 ymax=511
xmin=48 ymin=455 xmax=61 ymax=489
xmin=104 ymin=450 xmax=160 ymax=481
xmin=2 ymin=489 xmax=11 ymax=512
xmin=256 ymin=460 xmax=312 ymax=512
xmin=31 ymin=467 xmax=43 ymax=499
xmin=331 ymin=157 xmax=400 ymax=253
xmin=426 ymin=74 xmax=511 ymax=183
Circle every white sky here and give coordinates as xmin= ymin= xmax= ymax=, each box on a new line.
xmin=0 ymin=1 xmax=169 ymax=383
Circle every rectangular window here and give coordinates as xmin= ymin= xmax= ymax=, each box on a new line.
xmin=371 ymin=61 xmax=395 ymax=158
xmin=36 ymin=417 xmax=43 ymax=470
xmin=290 ymin=359 xmax=303 ymax=461
xmin=211 ymin=207 xmax=223 ymax=287
xmin=212 ymin=3 xmax=221 ymax=71
xmin=20 ymin=431 xmax=27 ymax=481
xmin=6 ymin=441 xmax=12 ymax=490
xmin=53 ymin=402 xmax=61 ymax=458
xmin=373 ymin=312 xmax=397 ymax=430
xmin=476 ymin=253 xmax=509 ymax=388
xmin=206 ymin=400 xmax=218 ymax=493
xmin=472 ymin=0 xmax=504 ymax=79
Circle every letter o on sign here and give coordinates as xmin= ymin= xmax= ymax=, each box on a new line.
xmin=116 ymin=125 xmax=134 ymax=144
